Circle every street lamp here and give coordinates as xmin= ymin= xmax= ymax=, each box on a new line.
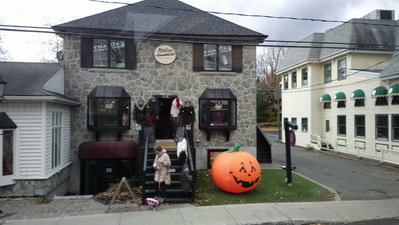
xmin=0 ymin=75 xmax=7 ymax=103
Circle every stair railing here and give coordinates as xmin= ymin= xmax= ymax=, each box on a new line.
xmin=256 ymin=124 xmax=272 ymax=163
xmin=141 ymin=130 xmax=150 ymax=204
xmin=184 ymin=130 xmax=196 ymax=202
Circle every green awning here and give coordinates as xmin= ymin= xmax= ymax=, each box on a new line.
xmin=320 ymin=94 xmax=331 ymax=102
xmin=371 ymin=86 xmax=388 ymax=98
xmin=334 ymin=92 xmax=346 ymax=101
xmin=351 ymin=89 xmax=365 ymax=99
xmin=388 ymin=84 xmax=399 ymax=96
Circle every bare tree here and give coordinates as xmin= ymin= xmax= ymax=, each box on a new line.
xmin=256 ymin=46 xmax=287 ymax=123
xmin=37 ymin=20 xmax=64 ymax=62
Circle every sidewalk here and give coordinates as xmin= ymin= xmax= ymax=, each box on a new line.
xmin=1 ymin=198 xmax=399 ymax=225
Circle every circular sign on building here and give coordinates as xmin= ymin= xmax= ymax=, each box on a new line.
xmin=154 ymin=45 xmax=176 ymax=64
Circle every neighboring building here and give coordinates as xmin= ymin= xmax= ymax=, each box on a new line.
xmin=52 ymin=0 xmax=267 ymax=195
xmin=276 ymin=10 xmax=399 ymax=165
xmin=0 ymin=62 xmax=80 ymax=197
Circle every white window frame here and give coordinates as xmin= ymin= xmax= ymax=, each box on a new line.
xmin=1 ymin=129 xmax=16 ymax=186
xmin=52 ymin=112 xmax=63 ymax=169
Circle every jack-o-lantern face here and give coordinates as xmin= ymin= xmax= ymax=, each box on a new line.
xmin=212 ymin=147 xmax=262 ymax=193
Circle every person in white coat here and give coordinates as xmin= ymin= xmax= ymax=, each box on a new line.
xmin=153 ymin=146 xmax=171 ymax=201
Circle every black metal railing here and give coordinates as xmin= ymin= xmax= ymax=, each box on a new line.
xmin=141 ymin=130 xmax=150 ymax=204
xmin=184 ymin=130 xmax=196 ymax=202
xmin=256 ymin=124 xmax=272 ymax=163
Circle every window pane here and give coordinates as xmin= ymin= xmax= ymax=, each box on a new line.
xmin=218 ymin=45 xmax=232 ymax=71
xmin=376 ymin=115 xmax=388 ymax=139
xmin=338 ymin=115 xmax=346 ymax=136
xmin=93 ymin=39 xmax=108 ymax=67
xmin=355 ymin=115 xmax=365 ymax=137
xmin=301 ymin=118 xmax=308 ymax=132
xmin=355 ymin=99 xmax=365 ymax=107
xmin=199 ymin=100 xmax=208 ymax=127
xmin=2 ymin=130 xmax=13 ymax=176
xmin=284 ymin=75 xmax=288 ymax=89
xmin=210 ymin=100 xmax=228 ymax=126
xmin=301 ymin=68 xmax=308 ymax=86
xmin=98 ymin=98 xmax=119 ymax=126
xmin=291 ymin=72 xmax=297 ymax=88
xmin=393 ymin=115 xmax=399 ymax=141
xmin=338 ymin=58 xmax=346 ymax=80
xmin=110 ymin=40 xmax=125 ymax=68
xmin=324 ymin=63 xmax=332 ymax=83
xmin=204 ymin=44 xmax=217 ymax=70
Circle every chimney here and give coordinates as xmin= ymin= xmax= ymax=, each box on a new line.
xmin=361 ymin=10 xmax=395 ymax=20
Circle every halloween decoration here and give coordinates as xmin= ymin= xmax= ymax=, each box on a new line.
xmin=211 ymin=143 xmax=262 ymax=193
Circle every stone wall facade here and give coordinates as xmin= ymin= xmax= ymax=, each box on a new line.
xmin=62 ymin=35 xmax=258 ymax=192
xmin=0 ymin=166 xmax=71 ymax=197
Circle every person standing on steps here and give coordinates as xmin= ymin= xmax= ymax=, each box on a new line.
xmin=153 ymin=146 xmax=171 ymax=202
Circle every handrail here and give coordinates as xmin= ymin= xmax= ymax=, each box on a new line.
xmin=184 ymin=129 xmax=196 ymax=202
xmin=256 ymin=124 xmax=272 ymax=146
xmin=141 ymin=130 xmax=150 ymax=204
xmin=256 ymin=124 xmax=272 ymax=163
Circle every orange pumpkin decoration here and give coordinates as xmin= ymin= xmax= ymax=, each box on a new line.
xmin=211 ymin=143 xmax=262 ymax=193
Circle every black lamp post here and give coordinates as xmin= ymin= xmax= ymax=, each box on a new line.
xmin=0 ymin=75 xmax=7 ymax=103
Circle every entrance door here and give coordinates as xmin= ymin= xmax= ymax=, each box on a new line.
xmin=155 ymin=95 xmax=177 ymax=139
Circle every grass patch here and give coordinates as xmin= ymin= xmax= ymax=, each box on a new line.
xmin=195 ymin=169 xmax=334 ymax=206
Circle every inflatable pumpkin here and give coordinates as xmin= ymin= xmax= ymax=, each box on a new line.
xmin=211 ymin=143 xmax=262 ymax=193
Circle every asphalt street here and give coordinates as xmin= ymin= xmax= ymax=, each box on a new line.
xmin=265 ymin=131 xmax=399 ymax=201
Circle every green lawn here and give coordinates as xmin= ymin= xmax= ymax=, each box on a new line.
xmin=195 ymin=169 xmax=334 ymax=206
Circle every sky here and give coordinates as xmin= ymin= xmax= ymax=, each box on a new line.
xmin=0 ymin=0 xmax=398 ymax=62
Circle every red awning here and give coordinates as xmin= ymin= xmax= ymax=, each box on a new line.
xmin=79 ymin=141 xmax=137 ymax=159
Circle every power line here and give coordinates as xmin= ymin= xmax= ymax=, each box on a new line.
xmin=87 ymin=0 xmax=399 ymax=27
xmin=1 ymin=25 xmax=398 ymax=51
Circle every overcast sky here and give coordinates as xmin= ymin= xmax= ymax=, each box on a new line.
xmin=0 ymin=0 xmax=398 ymax=62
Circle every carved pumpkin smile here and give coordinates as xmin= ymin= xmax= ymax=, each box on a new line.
xmin=230 ymin=162 xmax=261 ymax=188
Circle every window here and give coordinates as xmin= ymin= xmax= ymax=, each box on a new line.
xmin=52 ymin=112 xmax=62 ymax=169
xmin=337 ymin=115 xmax=346 ymax=136
xmin=376 ymin=115 xmax=388 ymax=140
xmin=392 ymin=96 xmax=399 ymax=105
xmin=193 ymin=44 xmax=242 ymax=72
xmin=2 ymin=130 xmax=14 ymax=176
xmin=324 ymin=63 xmax=332 ymax=83
xmin=301 ymin=67 xmax=308 ymax=86
xmin=392 ymin=115 xmax=399 ymax=141
xmin=376 ymin=97 xmax=388 ymax=106
xmin=291 ymin=117 xmax=297 ymax=125
xmin=326 ymin=120 xmax=330 ymax=132
xmin=291 ymin=71 xmax=297 ymax=88
xmin=337 ymin=101 xmax=346 ymax=108
xmin=283 ymin=75 xmax=289 ymax=89
xmin=355 ymin=99 xmax=365 ymax=107
xmin=324 ymin=102 xmax=331 ymax=109
xmin=301 ymin=118 xmax=308 ymax=132
xmin=337 ymin=58 xmax=347 ymax=80
xmin=355 ymin=115 xmax=365 ymax=138
xmin=81 ymin=37 xmax=136 ymax=69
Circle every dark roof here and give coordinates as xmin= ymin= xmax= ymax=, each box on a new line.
xmin=0 ymin=62 xmax=62 ymax=96
xmin=52 ymin=0 xmax=267 ymax=42
xmin=199 ymin=88 xmax=236 ymax=99
xmin=88 ymin=86 xmax=131 ymax=98
xmin=276 ymin=18 xmax=398 ymax=73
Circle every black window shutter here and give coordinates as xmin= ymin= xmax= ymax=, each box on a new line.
xmin=231 ymin=45 xmax=243 ymax=72
xmin=81 ymin=37 xmax=93 ymax=68
xmin=125 ymin=39 xmax=137 ymax=70
xmin=193 ymin=43 xmax=204 ymax=71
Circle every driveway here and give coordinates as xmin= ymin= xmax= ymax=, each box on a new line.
xmin=265 ymin=131 xmax=399 ymax=200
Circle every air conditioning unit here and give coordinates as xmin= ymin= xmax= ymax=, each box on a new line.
xmin=361 ymin=9 xmax=395 ymax=20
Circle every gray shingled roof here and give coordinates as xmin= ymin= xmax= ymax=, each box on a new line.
xmin=52 ymin=0 xmax=267 ymax=42
xmin=276 ymin=18 xmax=398 ymax=74
xmin=0 ymin=62 xmax=62 ymax=96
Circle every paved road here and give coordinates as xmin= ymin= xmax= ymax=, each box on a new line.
xmin=265 ymin=131 xmax=399 ymax=201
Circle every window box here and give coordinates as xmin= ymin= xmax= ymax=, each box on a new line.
xmin=199 ymin=89 xmax=237 ymax=140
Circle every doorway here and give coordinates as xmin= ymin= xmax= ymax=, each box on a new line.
xmin=154 ymin=95 xmax=177 ymax=139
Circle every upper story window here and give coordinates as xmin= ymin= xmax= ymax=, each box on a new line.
xmin=81 ymin=37 xmax=136 ymax=69
xmin=337 ymin=58 xmax=347 ymax=80
xmin=283 ymin=74 xmax=288 ymax=89
xmin=324 ymin=63 xmax=332 ymax=83
xmin=376 ymin=114 xmax=388 ymax=140
xmin=291 ymin=71 xmax=297 ymax=88
xmin=355 ymin=115 xmax=365 ymax=138
xmin=193 ymin=44 xmax=242 ymax=72
xmin=337 ymin=115 xmax=346 ymax=136
xmin=301 ymin=117 xmax=308 ymax=132
xmin=301 ymin=67 xmax=308 ymax=86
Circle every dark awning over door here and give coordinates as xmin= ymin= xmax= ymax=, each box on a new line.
xmin=0 ymin=112 xmax=17 ymax=129
xmin=88 ymin=86 xmax=130 ymax=98
xmin=199 ymin=88 xmax=237 ymax=99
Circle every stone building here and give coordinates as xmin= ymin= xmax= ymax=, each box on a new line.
xmin=53 ymin=0 xmax=267 ymax=195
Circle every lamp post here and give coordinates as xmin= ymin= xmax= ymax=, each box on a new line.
xmin=0 ymin=75 xmax=7 ymax=103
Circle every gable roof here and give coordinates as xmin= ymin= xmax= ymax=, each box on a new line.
xmin=0 ymin=62 xmax=80 ymax=105
xmin=52 ymin=0 xmax=267 ymax=42
xmin=276 ymin=18 xmax=398 ymax=74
